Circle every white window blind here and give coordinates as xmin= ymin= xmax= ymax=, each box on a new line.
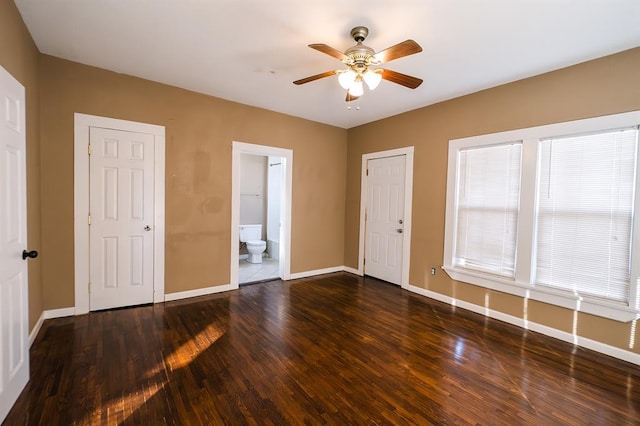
xmin=454 ymin=143 xmax=522 ymax=277
xmin=536 ymin=128 xmax=638 ymax=303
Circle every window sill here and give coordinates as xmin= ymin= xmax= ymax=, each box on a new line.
xmin=442 ymin=266 xmax=640 ymax=322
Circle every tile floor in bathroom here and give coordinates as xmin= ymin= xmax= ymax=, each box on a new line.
xmin=238 ymin=256 xmax=280 ymax=284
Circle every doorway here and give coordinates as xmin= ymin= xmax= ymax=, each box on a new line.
xmin=237 ymin=153 xmax=283 ymax=284
xmin=231 ymin=142 xmax=292 ymax=288
xmin=74 ymin=114 xmax=165 ymax=314
xmin=359 ymin=147 xmax=414 ymax=288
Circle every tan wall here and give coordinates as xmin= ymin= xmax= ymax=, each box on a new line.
xmin=346 ymin=47 xmax=640 ymax=355
xmin=0 ymin=0 xmax=43 ymax=330
xmin=39 ymin=55 xmax=347 ymax=309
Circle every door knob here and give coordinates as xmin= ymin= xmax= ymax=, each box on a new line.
xmin=144 ymin=225 xmax=151 ymax=231
xmin=396 ymin=228 xmax=403 ymax=234
xmin=22 ymin=250 xmax=38 ymax=260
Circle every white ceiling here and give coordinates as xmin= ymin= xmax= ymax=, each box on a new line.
xmin=14 ymin=0 xmax=640 ymax=129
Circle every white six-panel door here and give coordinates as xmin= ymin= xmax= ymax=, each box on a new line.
xmin=0 ymin=66 xmax=29 ymax=423
xmin=365 ymin=155 xmax=406 ymax=285
xmin=89 ymin=127 xmax=155 ymax=310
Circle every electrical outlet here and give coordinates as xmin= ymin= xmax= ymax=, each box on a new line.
xmin=431 ymin=267 xmax=436 ymax=276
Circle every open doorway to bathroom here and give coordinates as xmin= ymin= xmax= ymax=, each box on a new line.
xmin=231 ymin=142 xmax=292 ymax=288
xmin=237 ymin=154 xmax=282 ymax=283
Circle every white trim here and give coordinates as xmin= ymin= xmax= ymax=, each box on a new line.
xmin=289 ymin=266 xmax=344 ymax=280
xmin=443 ymin=110 xmax=640 ymax=322
xmin=164 ymin=266 xmax=355 ymax=299
xmin=358 ymin=147 xmax=414 ymax=288
xmin=28 ymin=312 xmax=45 ymax=347
xmin=44 ymin=307 xmax=75 ymax=319
xmin=442 ymin=266 xmax=639 ymax=322
xmin=165 ymin=284 xmax=235 ymax=302
xmin=407 ymin=284 xmax=640 ymax=366
xmin=170 ymin=267 xmax=356 ymax=300
xmin=343 ymin=266 xmax=362 ymax=276
xmin=231 ymin=141 xmax=293 ymax=288
xmin=29 ymin=307 xmax=76 ymax=347
xmin=74 ymin=113 xmax=165 ymax=314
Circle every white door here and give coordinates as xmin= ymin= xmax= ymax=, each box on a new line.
xmin=0 ymin=66 xmax=29 ymax=422
xmin=365 ymin=155 xmax=406 ymax=285
xmin=89 ymin=127 xmax=155 ymax=311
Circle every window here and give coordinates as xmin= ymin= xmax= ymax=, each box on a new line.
xmin=536 ymin=129 xmax=637 ymax=303
xmin=443 ymin=111 xmax=640 ymax=322
xmin=454 ymin=143 xmax=522 ymax=277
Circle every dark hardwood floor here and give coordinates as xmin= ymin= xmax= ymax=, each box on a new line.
xmin=4 ymin=273 xmax=640 ymax=425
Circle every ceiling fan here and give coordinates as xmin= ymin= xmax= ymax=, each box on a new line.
xmin=293 ymin=26 xmax=423 ymax=102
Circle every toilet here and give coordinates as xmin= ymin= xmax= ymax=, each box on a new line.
xmin=239 ymin=224 xmax=267 ymax=263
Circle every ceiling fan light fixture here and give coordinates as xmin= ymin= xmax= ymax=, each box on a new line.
xmin=338 ymin=69 xmax=356 ymax=89
xmin=349 ymin=78 xmax=364 ymax=97
xmin=363 ymin=69 xmax=382 ymax=90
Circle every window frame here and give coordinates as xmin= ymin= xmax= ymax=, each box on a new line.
xmin=443 ymin=111 xmax=640 ymax=322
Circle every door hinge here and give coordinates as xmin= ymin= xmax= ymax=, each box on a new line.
xmin=88 ymin=283 xmax=91 ymax=293
xmin=366 ymin=168 xmax=369 ymax=176
xmin=88 ymin=143 xmax=92 ymax=155
xmin=88 ymin=213 xmax=91 ymax=225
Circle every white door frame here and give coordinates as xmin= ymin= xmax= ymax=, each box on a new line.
xmin=74 ymin=113 xmax=165 ymax=314
xmin=231 ymin=141 xmax=292 ymax=288
xmin=358 ymin=147 xmax=414 ymax=289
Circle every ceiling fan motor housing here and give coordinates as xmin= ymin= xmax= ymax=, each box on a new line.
xmin=345 ymin=27 xmax=376 ymax=72
xmin=345 ymin=45 xmax=375 ymax=70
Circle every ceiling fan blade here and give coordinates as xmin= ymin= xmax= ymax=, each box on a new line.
xmin=309 ymin=44 xmax=348 ymax=62
xmin=380 ymin=69 xmax=423 ymax=89
xmin=373 ymin=40 xmax=422 ymax=64
xmin=345 ymin=91 xmax=360 ymax=102
xmin=293 ymin=70 xmax=337 ymax=85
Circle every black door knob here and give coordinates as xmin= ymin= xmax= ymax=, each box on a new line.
xmin=22 ymin=250 xmax=38 ymax=260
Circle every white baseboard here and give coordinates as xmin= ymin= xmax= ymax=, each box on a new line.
xmin=29 ymin=307 xmax=75 ymax=347
xmin=343 ymin=266 xmax=362 ymax=276
xmin=29 ymin=276 xmax=638 ymax=366
xmin=44 ymin=307 xmax=76 ymax=319
xmin=167 ymin=266 xmax=358 ymax=303
xmin=162 ymin=265 xmax=356 ymax=302
xmin=407 ymin=284 xmax=640 ymax=366
xmin=164 ymin=283 xmax=235 ymax=302
xmin=29 ymin=312 xmax=45 ymax=347
xmin=289 ymin=265 xmax=361 ymax=280
xmin=289 ymin=266 xmax=345 ymax=280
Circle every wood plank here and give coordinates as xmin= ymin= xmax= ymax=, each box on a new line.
xmin=5 ymin=273 xmax=640 ymax=424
